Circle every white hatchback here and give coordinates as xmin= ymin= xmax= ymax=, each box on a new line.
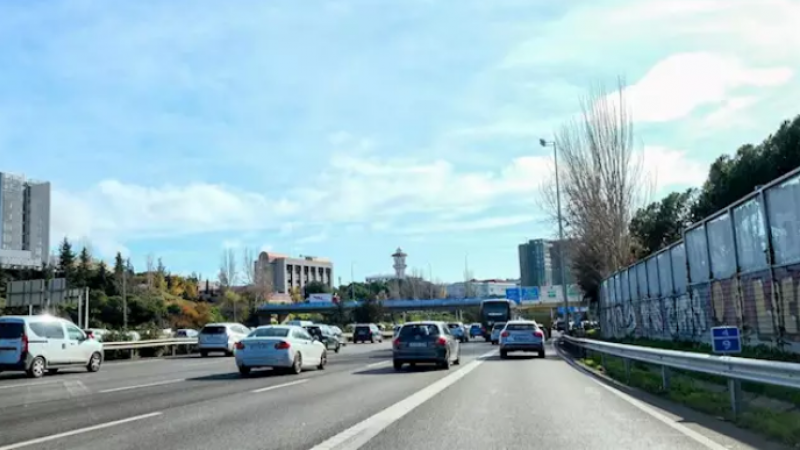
xmin=198 ymin=322 xmax=250 ymax=357
xmin=235 ymin=325 xmax=327 ymax=376
xmin=0 ymin=315 xmax=104 ymax=378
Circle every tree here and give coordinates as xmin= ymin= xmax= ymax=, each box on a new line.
xmin=58 ymin=238 xmax=76 ymax=285
xmin=289 ymin=286 xmax=303 ymax=303
xmin=241 ymin=248 xmax=256 ymax=285
xmin=542 ymin=80 xmax=643 ymax=302
xmin=218 ymin=249 xmax=237 ymax=291
xmin=155 ymin=257 xmax=167 ymax=291
xmin=145 ymin=254 xmax=155 ymax=290
xmin=303 ymin=281 xmax=330 ymax=297
xmin=77 ymin=246 xmax=92 ymax=287
xmin=353 ymin=297 xmax=383 ymax=323
xmin=691 ymin=116 xmax=800 ymax=220
xmin=629 ymin=189 xmax=696 ymax=257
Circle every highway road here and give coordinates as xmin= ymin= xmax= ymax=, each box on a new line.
xmin=0 ymin=340 xmax=786 ymax=450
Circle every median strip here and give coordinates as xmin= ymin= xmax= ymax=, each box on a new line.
xmin=99 ymin=378 xmax=186 ymax=393
xmin=251 ymin=379 xmax=308 ymax=393
xmin=0 ymin=412 xmax=163 ymax=450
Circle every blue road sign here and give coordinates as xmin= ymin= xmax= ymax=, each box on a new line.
xmin=505 ymin=287 xmax=540 ymax=304
xmin=711 ymin=326 xmax=742 ymax=354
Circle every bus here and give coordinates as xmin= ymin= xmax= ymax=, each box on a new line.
xmin=479 ymin=299 xmax=515 ymax=341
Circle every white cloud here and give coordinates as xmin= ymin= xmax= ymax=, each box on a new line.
xmin=51 ymin=152 xmax=554 ymax=247
xmin=640 ymin=146 xmax=708 ymax=193
xmin=620 ymin=52 xmax=792 ymax=123
xmin=399 ymin=215 xmax=537 ymax=235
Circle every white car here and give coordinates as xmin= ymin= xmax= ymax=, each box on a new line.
xmin=0 ymin=315 xmax=104 ymax=378
xmin=198 ymin=322 xmax=250 ymax=357
xmin=234 ymin=325 xmax=327 ymax=376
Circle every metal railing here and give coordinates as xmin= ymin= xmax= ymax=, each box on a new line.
xmin=559 ymin=335 xmax=800 ymax=416
xmin=102 ymin=338 xmax=198 ymax=358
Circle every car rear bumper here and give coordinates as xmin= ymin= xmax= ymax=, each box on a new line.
xmin=198 ymin=343 xmax=231 ymax=351
xmin=236 ymin=353 xmax=294 ymax=368
xmin=500 ymin=342 xmax=544 ymax=352
xmin=0 ymin=361 xmax=27 ymax=371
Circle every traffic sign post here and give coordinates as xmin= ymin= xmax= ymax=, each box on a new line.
xmin=711 ymin=326 xmax=742 ymax=354
xmin=505 ymin=287 xmax=540 ymax=304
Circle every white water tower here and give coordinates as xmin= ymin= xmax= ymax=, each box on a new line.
xmin=392 ymin=247 xmax=407 ymax=280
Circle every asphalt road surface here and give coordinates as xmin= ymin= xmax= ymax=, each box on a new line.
xmin=0 ymin=340 xmax=787 ymax=450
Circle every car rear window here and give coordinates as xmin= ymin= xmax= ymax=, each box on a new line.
xmin=506 ymin=323 xmax=537 ymax=331
xmin=201 ymin=326 xmax=227 ymax=334
xmin=0 ymin=322 xmax=24 ymax=339
xmin=355 ymin=326 xmax=370 ymax=332
xmin=250 ymin=328 xmax=290 ymax=338
xmin=399 ymin=324 xmax=440 ymax=338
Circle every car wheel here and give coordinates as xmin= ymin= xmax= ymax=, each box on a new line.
xmin=454 ymin=352 xmax=461 ymax=365
xmin=87 ymin=352 xmax=102 ymax=372
xmin=291 ymin=353 xmax=302 ymax=374
xmin=200 ymin=351 xmax=208 ymax=357
xmin=370 ymin=338 xmax=375 ymax=344
xmin=393 ymin=360 xmax=403 ymax=371
xmin=317 ymin=351 xmax=327 ymax=370
xmin=238 ymin=365 xmax=251 ymax=376
xmin=439 ymin=353 xmax=451 ymax=370
xmin=538 ymin=350 xmax=546 ymax=358
xmin=27 ymin=356 xmax=45 ymax=378
xmin=335 ymin=343 xmax=341 ymax=354
xmin=500 ymin=350 xmax=508 ymax=359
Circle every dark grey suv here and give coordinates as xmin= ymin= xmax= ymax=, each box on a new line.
xmin=392 ymin=321 xmax=460 ymax=371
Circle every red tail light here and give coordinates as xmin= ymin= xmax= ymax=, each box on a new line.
xmin=501 ymin=331 xmax=509 ymax=338
xmin=436 ymin=336 xmax=447 ymax=346
xmin=235 ymin=341 xmax=245 ymax=350
xmin=274 ymin=341 xmax=291 ymax=350
xmin=393 ymin=338 xmax=401 ymax=348
xmin=534 ymin=330 xmax=544 ymax=338
xmin=21 ymin=332 xmax=29 ymax=356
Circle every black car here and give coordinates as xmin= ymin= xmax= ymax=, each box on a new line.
xmin=304 ymin=325 xmax=342 ymax=353
xmin=353 ymin=324 xmax=382 ymax=343
xmin=393 ymin=321 xmax=460 ymax=370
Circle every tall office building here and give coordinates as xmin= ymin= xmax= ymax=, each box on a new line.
xmin=0 ymin=172 xmax=51 ymax=268
xmin=518 ymin=238 xmax=573 ymax=287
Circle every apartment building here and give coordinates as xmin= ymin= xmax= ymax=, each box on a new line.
xmin=0 ymin=172 xmax=50 ymax=269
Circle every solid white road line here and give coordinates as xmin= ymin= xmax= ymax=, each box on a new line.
xmin=99 ymin=378 xmax=186 ymax=393
xmin=0 ymin=412 xmax=163 ymax=450
xmin=310 ymin=349 xmax=497 ymax=450
xmin=364 ymin=361 xmax=391 ymax=369
xmin=556 ymin=345 xmax=728 ymax=450
xmin=252 ymin=379 xmax=308 ymax=393
xmin=0 ymin=380 xmax=62 ymax=390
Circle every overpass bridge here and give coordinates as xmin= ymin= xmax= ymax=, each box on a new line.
xmin=256 ymin=298 xmax=579 ymax=318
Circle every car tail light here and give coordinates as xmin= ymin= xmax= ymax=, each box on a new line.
xmin=274 ymin=341 xmax=291 ymax=350
xmin=534 ymin=330 xmax=544 ymax=338
xmin=436 ymin=336 xmax=447 ymax=346
xmin=235 ymin=341 xmax=245 ymax=350
xmin=21 ymin=332 xmax=29 ymax=356
xmin=501 ymin=331 xmax=509 ymax=338
xmin=393 ymin=338 xmax=401 ymax=348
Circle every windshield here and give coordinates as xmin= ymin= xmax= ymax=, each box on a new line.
xmin=249 ymin=328 xmax=290 ymax=338
xmin=399 ymin=324 xmax=440 ymax=338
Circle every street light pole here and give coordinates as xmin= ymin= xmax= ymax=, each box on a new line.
xmin=540 ymin=138 xmax=570 ymax=329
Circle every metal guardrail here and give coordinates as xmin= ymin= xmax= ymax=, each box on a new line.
xmin=559 ymin=335 xmax=800 ymax=416
xmin=103 ymin=338 xmax=198 ymax=352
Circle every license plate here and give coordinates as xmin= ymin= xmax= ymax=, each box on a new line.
xmin=409 ymin=342 xmax=427 ymax=348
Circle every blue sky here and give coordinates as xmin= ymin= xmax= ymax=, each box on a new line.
xmin=1 ymin=0 xmax=798 ymax=283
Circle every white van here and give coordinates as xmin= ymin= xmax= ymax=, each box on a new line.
xmin=198 ymin=323 xmax=250 ymax=357
xmin=0 ymin=315 xmax=104 ymax=378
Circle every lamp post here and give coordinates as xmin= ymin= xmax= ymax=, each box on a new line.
xmin=540 ymin=138 xmax=570 ymax=328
